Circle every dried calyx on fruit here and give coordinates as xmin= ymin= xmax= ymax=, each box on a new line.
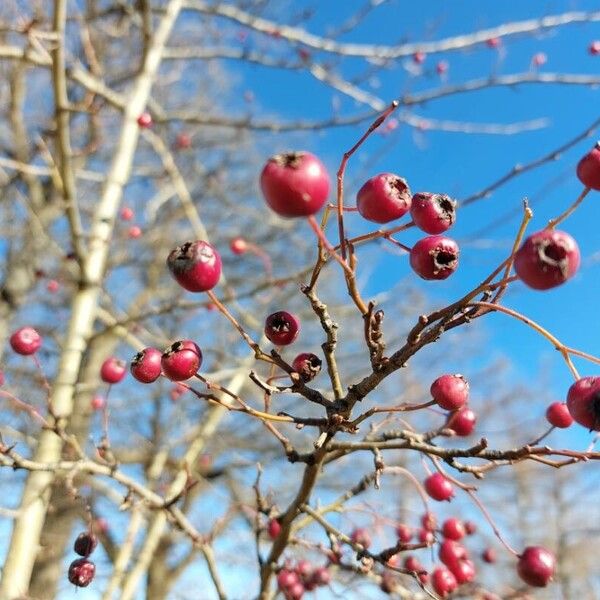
xmin=264 ymin=311 xmax=300 ymax=346
xmin=161 ymin=340 xmax=202 ymax=381
xmin=130 ymin=347 xmax=162 ymax=384
xmin=260 ymin=151 xmax=330 ymax=217
xmin=410 ymin=192 xmax=456 ymax=234
xmin=356 ymin=173 xmax=411 ymax=224
xmin=291 ymin=353 xmax=322 ymax=381
xmin=410 ymin=236 xmax=459 ymax=280
xmin=167 ymin=240 xmax=222 ymax=292
xmin=68 ymin=558 xmax=96 ymax=588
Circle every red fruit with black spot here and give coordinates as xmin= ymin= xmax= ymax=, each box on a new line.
xmin=576 ymin=142 xmax=600 ymax=190
xmin=395 ymin=523 xmax=412 ymax=543
xmin=424 ymin=473 xmax=454 ymax=501
xmin=130 ymin=347 xmax=162 ymax=384
xmin=431 ymin=566 xmax=458 ymax=597
xmin=100 ymin=357 xmax=126 ymax=384
xmin=265 ymin=311 xmax=300 ymax=346
xmin=410 ymin=192 xmax=456 ymax=234
xmin=514 ymin=229 xmax=580 ymax=290
xmin=447 ymin=406 xmax=477 ymax=436
xmin=350 ymin=527 xmax=371 ymax=549
xmin=74 ymin=532 xmax=98 ymax=557
xmin=517 ymin=546 xmax=556 ymax=587
xmin=442 ymin=518 xmax=465 ymax=541
xmin=10 ymin=326 xmax=42 ymax=355
xmin=431 ymin=374 xmax=469 ymax=410
xmin=260 ymin=151 xmax=330 ymax=217
xmin=68 ymin=558 xmax=96 ymax=587
xmin=545 ymin=402 xmax=573 ymax=428
xmin=356 ymin=173 xmax=412 ymax=224
xmin=567 ymin=376 xmax=600 ymax=430
xmin=292 ymin=352 xmax=322 ymax=382
xmin=410 ymin=236 xmax=459 ymax=280
xmin=167 ymin=240 xmax=222 ymax=292
xmin=161 ymin=340 xmax=202 ymax=381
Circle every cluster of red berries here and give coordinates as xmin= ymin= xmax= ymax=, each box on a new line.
xmin=67 ymin=531 xmax=97 ymax=588
xmin=430 ymin=373 xmax=477 ymax=437
xmin=277 ymin=561 xmax=331 ymax=599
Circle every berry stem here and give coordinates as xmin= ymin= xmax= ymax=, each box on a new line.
xmin=547 ymin=186 xmax=590 ymax=229
xmin=306 ymin=215 xmax=354 ymax=278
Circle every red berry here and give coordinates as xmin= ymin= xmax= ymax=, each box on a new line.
xmin=446 ymin=407 xmax=477 ymax=436
xmin=130 ymin=347 xmax=162 ymax=384
xmin=264 ymin=311 xmax=300 ymax=346
xmin=421 ymin=511 xmax=437 ymax=532
xmin=576 ymin=142 xmax=600 ymax=190
xmin=404 ymin=555 xmax=423 ymax=572
xmin=161 ymin=340 xmax=202 ymax=381
xmin=417 ymin=528 xmax=435 ymax=544
xmin=410 ymin=192 xmax=456 ymax=234
xmin=464 ymin=521 xmax=477 ymax=535
xmin=356 ymin=173 xmax=411 ymax=224
xmin=286 ymin=582 xmax=305 ymax=600
xmin=424 ymin=473 xmax=454 ymax=502
xmin=514 ymin=229 xmax=580 ymax=290
xmin=431 ymin=374 xmax=469 ymax=410
xmin=449 ymin=558 xmax=476 ymax=584
xmin=167 ymin=240 xmax=222 ymax=292
xmin=439 ymin=539 xmax=468 ymax=569
xmin=413 ymin=51 xmax=426 ymax=64
xmin=442 ymin=518 xmax=465 ymax=541
xmin=46 ymin=279 xmax=60 ymax=293
xmin=291 ymin=352 xmax=322 ymax=382
xmin=589 ymin=41 xmax=600 ymax=55
xmin=380 ymin=571 xmax=398 ymax=594
xmin=230 ymin=237 xmax=248 ymax=255
xmin=295 ymin=560 xmax=312 ymax=581
xmin=100 ymin=357 xmax=126 ymax=384
xmin=260 ymin=151 xmax=330 ymax=218
xmin=431 ymin=566 xmax=458 ymax=597
xmin=137 ymin=112 xmax=152 ymax=128
xmin=532 ymin=52 xmax=547 ymax=67
xmin=395 ymin=523 xmax=412 ymax=543
xmin=73 ymin=532 xmax=98 ymax=557
xmin=175 ymin=132 xmax=192 ymax=150
xmin=517 ymin=546 xmax=556 ymax=587
xmin=350 ymin=527 xmax=371 ymax=549
xmin=545 ymin=402 xmax=573 ymax=428
xmin=9 ymin=326 xmax=42 ymax=355
xmin=566 ymin=376 xmax=600 ymax=430
xmin=436 ymin=60 xmax=449 ymax=75
xmin=267 ymin=518 xmax=281 ymax=539
xmin=277 ymin=569 xmax=300 ymax=590
xmin=120 ymin=206 xmax=134 ymax=221
xmin=91 ymin=395 xmax=105 ymax=411
xmin=68 ymin=558 xmax=96 ymax=587
xmin=482 ymin=547 xmax=496 ymax=563
xmin=310 ymin=566 xmax=330 ymax=586
xmin=409 ymin=236 xmax=459 ymax=280
xmin=486 ymin=37 xmax=501 ymax=48
xmin=128 ymin=225 xmax=142 ymax=239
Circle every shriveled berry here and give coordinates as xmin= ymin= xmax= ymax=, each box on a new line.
xmin=449 ymin=558 xmax=476 ymax=584
xmin=576 ymin=142 xmax=600 ymax=190
xmin=267 ymin=518 xmax=281 ymax=539
xmin=167 ymin=240 xmax=222 ymax=292
xmin=265 ymin=311 xmax=300 ymax=346
xmin=442 ymin=518 xmax=465 ymax=541
xmin=260 ymin=151 xmax=330 ymax=217
xmin=230 ymin=237 xmax=248 ymax=255
xmin=482 ymin=547 xmax=496 ymax=563
xmin=161 ymin=340 xmax=202 ymax=381
xmin=130 ymin=347 xmax=162 ymax=384
xmin=410 ymin=236 xmax=459 ymax=280
xmin=446 ymin=407 xmax=477 ymax=436
xmin=545 ymin=402 xmax=573 ymax=428
xmin=431 ymin=374 xmax=469 ymax=410
xmin=410 ymin=192 xmax=456 ymax=234
xmin=395 ymin=523 xmax=412 ymax=543
xmin=9 ymin=326 xmax=42 ymax=355
xmin=356 ymin=173 xmax=411 ymax=224
xmin=439 ymin=539 xmax=468 ymax=569
xmin=74 ymin=532 xmax=98 ymax=557
xmin=137 ymin=112 xmax=152 ymax=128
xmin=424 ymin=473 xmax=454 ymax=502
xmin=350 ymin=527 xmax=371 ymax=549
xmin=514 ymin=229 xmax=580 ymax=290
xmin=431 ymin=566 xmax=458 ymax=597
xmin=100 ymin=357 xmax=126 ymax=384
xmin=68 ymin=558 xmax=96 ymax=587
xmin=517 ymin=546 xmax=556 ymax=587
xmin=421 ymin=511 xmax=437 ymax=532
xmin=292 ymin=352 xmax=321 ymax=382
xmin=566 ymin=376 xmax=600 ymax=430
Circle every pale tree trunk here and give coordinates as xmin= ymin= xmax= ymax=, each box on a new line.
xmin=0 ymin=1 xmax=183 ymax=597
